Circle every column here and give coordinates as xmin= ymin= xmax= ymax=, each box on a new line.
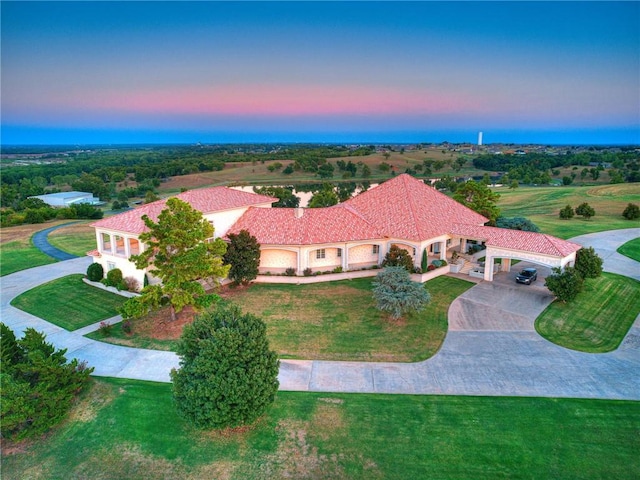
xmin=502 ymin=258 xmax=511 ymax=272
xmin=483 ymin=256 xmax=494 ymax=281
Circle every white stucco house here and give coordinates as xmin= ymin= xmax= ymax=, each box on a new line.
xmin=89 ymin=174 xmax=581 ymax=286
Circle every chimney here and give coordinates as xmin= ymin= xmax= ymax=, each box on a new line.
xmin=295 ymin=208 xmax=304 ymax=218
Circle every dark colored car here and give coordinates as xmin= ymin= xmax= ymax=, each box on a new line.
xmin=515 ymin=268 xmax=538 ymax=285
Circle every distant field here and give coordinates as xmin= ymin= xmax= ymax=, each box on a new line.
xmin=496 ymin=183 xmax=640 ymax=238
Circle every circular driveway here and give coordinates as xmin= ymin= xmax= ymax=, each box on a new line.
xmin=2 ymin=228 xmax=639 ymax=399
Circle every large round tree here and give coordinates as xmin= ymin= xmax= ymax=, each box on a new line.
xmin=171 ymin=303 xmax=280 ymax=430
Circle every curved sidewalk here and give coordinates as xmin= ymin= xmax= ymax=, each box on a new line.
xmin=1 ymin=229 xmax=639 ymax=399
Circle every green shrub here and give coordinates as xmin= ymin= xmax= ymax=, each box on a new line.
xmin=98 ymin=321 xmax=112 ymax=336
xmin=332 ymin=266 xmax=343 ymax=273
xmin=285 ymin=267 xmax=296 ymax=276
xmin=382 ymin=245 xmax=414 ymax=273
xmin=171 ymin=303 xmax=279 ymax=429
xmin=303 ymin=268 xmax=313 ymax=277
xmin=575 ymin=247 xmax=603 ymax=279
xmin=559 ymin=205 xmax=574 ymax=220
xmin=622 ymin=203 xmax=640 ymax=220
xmin=372 ymin=266 xmax=431 ymax=319
xmin=104 ymin=268 xmax=123 ymax=288
xmin=86 ymin=263 xmax=104 ymax=282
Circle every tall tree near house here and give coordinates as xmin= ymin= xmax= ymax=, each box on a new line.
xmin=253 ymin=186 xmax=300 ymax=208
xmin=125 ymin=198 xmax=229 ymax=321
xmin=224 ymin=229 xmax=261 ymax=286
xmin=453 ymin=180 xmax=501 ymax=225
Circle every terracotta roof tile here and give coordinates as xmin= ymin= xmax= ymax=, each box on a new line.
xmin=450 ymin=224 xmax=582 ymax=257
xmin=344 ymin=174 xmax=488 ymax=241
xmin=228 ymin=205 xmax=384 ymax=245
xmin=91 ymin=187 xmax=275 ymax=235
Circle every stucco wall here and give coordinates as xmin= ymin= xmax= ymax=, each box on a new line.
xmin=308 ymin=247 xmax=341 ymax=269
xmin=260 ymin=249 xmax=297 ymax=269
xmin=204 ymin=203 xmax=271 ymax=238
xmin=348 ymin=244 xmax=379 ymax=264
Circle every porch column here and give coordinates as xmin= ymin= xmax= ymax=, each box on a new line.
xmin=439 ymin=241 xmax=446 ymax=260
xmin=460 ymin=238 xmax=467 ymax=254
xmin=502 ymin=258 xmax=512 ymax=272
xmin=124 ymin=237 xmax=131 ymax=258
xmin=342 ymin=244 xmax=348 ymax=271
xmin=297 ymin=248 xmax=302 ymax=275
xmin=109 ymin=234 xmax=115 ymax=254
xmin=483 ymin=255 xmax=494 ymax=281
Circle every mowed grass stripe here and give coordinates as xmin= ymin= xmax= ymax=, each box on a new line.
xmin=0 ymin=240 xmax=57 ymax=276
xmin=618 ymin=237 xmax=640 ymax=262
xmin=11 ymin=274 xmax=126 ymax=330
xmin=2 ymin=377 xmax=639 ymax=480
xmin=536 ymin=272 xmax=640 ymax=352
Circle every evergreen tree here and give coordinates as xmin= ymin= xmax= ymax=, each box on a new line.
xmin=1 ymin=324 xmax=93 ymax=439
xmin=372 ymin=267 xmax=430 ymax=320
xmin=171 ymin=304 xmax=279 ymax=430
xmin=382 ymin=245 xmax=415 ymax=273
xmin=224 ymin=230 xmax=261 ymax=285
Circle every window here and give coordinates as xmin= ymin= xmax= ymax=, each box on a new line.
xmin=316 ymin=249 xmax=326 ymax=259
xmin=372 ymin=245 xmax=379 ymax=254
xmin=337 ymin=248 xmax=342 ymax=258
xmin=107 ymin=262 xmax=116 ymax=271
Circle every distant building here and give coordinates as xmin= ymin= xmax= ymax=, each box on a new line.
xmin=30 ymin=191 xmax=101 ymax=208
xmin=478 ymin=132 xmax=483 ymax=146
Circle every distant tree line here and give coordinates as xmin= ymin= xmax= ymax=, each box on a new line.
xmin=472 ymin=151 xmax=639 ymax=185
xmin=0 ymin=144 xmax=375 ymax=207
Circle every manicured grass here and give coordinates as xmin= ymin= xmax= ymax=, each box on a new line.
xmin=10 ymin=274 xmax=126 ymax=330
xmin=3 ymin=377 xmax=639 ymax=480
xmin=0 ymin=240 xmax=56 ymax=276
xmin=47 ymin=222 xmax=97 ymax=256
xmin=227 ymin=276 xmax=473 ymax=361
xmin=496 ymin=183 xmax=640 ymax=238
xmin=93 ymin=276 xmax=473 ymax=361
xmin=536 ymin=273 xmax=640 ymax=352
xmin=618 ymin=237 xmax=640 ymax=262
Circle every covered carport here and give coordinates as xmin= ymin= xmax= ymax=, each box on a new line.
xmin=450 ymin=224 xmax=582 ymax=282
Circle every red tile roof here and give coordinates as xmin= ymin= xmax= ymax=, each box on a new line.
xmin=228 ymin=205 xmax=384 ymax=245
xmin=344 ymin=174 xmax=488 ymax=241
xmin=91 ymin=187 xmax=275 ymax=234
xmin=450 ymin=224 xmax=582 ymax=257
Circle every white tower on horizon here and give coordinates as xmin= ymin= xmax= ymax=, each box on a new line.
xmin=478 ymin=131 xmax=483 ymax=146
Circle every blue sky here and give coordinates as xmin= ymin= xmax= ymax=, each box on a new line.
xmin=2 ymin=1 xmax=638 ymax=145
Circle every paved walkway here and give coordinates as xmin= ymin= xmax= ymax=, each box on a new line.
xmin=31 ymin=222 xmax=81 ymax=261
xmin=1 ymin=229 xmax=639 ymax=399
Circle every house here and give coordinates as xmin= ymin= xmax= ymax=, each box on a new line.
xmin=30 ymin=191 xmax=101 ymax=207
xmin=89 ymin=174 xmax=581 ymax=286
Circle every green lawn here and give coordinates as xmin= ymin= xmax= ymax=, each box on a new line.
xmin=618 ymin=237 xmax=640 ymax=262
xmin=536 ymin=273 xmax=640 ymax=352
xmin=0 ymin=240 xmax=56 ymax=276
xmin=11 ymin=274 xmax=126 ymax=330
xmin=47 ymin=226 xmax=97 ymax=256
xmin=91 ymin=276 xmax=473 ymax=362
xmin=2 ymin=377 xmax=639 ymax=480
xmin=496 ymin=183 xmax=640 ymax=238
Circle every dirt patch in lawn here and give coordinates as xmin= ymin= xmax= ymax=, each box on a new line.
xmin=0 ymin=221 xmax=71 ymax=244
xmin=131 ymin=306 xmax=197 ymax=341
xmin=48 ymin=222 xmax=93 ymax=238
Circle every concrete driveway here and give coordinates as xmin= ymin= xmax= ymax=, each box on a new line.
xmin=2 ymin=229 xmax=639 ymax=399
